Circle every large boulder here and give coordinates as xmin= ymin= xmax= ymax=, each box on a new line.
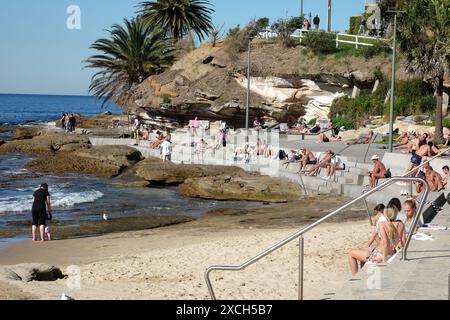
xmin=180 ymin=174 xmax=302 ymax=202
xmin=135 ymin=158 xmax=247 ymax=185
xmin=25 ymin=145 xmax=143 ymax=177
xmin=0 ymin=264 xmax=64 ymax=282
xmin=0 ymin=132 xmax=90 ymax=155
xmin=13 ymin=126 xmax=43 ymax=140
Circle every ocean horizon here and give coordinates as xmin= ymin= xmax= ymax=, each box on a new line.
xmin=0 ymin=93 xmax=123 ymax=125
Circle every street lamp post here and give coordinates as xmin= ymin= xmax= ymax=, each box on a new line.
xmin=246 ymin=38 xmax=252 ymax=142
xmin=387 ymin=10 xmax=404 ymax=153
xmin=327 ymin=0 xmax=332 ymax=32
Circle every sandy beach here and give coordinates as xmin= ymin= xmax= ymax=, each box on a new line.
xmin=0 ymin=198 xmax=373 ymax=300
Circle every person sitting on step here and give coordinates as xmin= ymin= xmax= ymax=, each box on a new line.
xmin=348 ymin=206 xmax=405 ymax=276
xmin=368 ymin=155 xmax=390 ymax=189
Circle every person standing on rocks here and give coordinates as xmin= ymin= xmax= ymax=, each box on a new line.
xmin=31 ymin=183 xmax=52 ymax=242
xmin=161 ymin=137 xmax=172 ymax=162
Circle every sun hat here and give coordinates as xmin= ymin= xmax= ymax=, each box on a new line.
xmin=371 ymin=155 xmax=380 ymax=161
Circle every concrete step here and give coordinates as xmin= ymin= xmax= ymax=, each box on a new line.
xmin=330 ymin=196 xmax=449 ymax=300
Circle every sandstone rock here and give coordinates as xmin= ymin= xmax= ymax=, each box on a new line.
xmin=26 ymin=145 xmax=143 ymax=177
xmin=0 ymin=268 xmax=21 ymax=282
xmin=11 ymin=264 xmax=65 ymax=282
xmin=135 ymin=158 xmax=247 ymax=185
xmin=0 ymin=140 xmax=4 ymax=147
xmin=212 ymin=58 xmax=226 ymax=68
xmin=14 ymin=127 xmax=42 ymax=140
xmin=180 ymin=175 xmax=302 ymax=202
xmin=194 ymin=89 xmax=220 ymax=101
xmin=0 ymin=132 xmax=91 ymax=155
xmin=174 ymin=75 xmax=188 ymax=86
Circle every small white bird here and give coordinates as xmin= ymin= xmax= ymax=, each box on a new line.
xmin=61 ymin=293 xmax=75 ymax=300
xmin=103 ymin=213 xmax=108 ymax=221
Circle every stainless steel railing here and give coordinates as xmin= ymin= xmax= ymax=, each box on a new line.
xmin=205 ymin=176 xmax=430 ymax=300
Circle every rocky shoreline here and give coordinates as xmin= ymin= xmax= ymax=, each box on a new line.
xmin=0 ymin=117 xmax=303 ymax=204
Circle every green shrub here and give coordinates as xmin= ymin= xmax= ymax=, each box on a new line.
xmin=330 ymin=95 xmax=384 ymax=127
xmin=308 ymin=118 xmax=317 ymax=125
xmin=162 ymin=96 xmax=171 ymax=104
xmin=333 ymin=43 xmax=390 ymax=60
xmin=303 ymin=31 xmax=337 ymax=54
xmin=332 ymin=116 xmax=356 ymax=130
xmin=349 ymin=16 xmax=361 ymax=35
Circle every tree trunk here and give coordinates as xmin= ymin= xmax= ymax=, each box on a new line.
xmin=435 ymin=76 xmax=444 ymax=143
xmin=187 ymin=31 xmax=196 ymax=51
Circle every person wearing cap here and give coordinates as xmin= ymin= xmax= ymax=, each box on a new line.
xmin=368 ymin=155 xmax=388 ymax=189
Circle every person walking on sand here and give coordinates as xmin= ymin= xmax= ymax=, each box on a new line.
xmin=31 ymin=183 xmax=52 ymax=242
xmin=161 ymin=137 xmax=172 ymax=162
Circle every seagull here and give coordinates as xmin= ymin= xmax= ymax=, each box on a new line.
xmin=103 ymin=213 xmax=108 ymax=221
xmin=61 ymin=293 xmax=75 ymax=300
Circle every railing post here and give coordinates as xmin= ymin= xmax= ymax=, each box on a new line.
xmin=336 ymin=34 xmax=339 ymax=48
xmin=356 ymin=35 xmax=359 ymax=49
xmin=299 ymin=236 xmax=304 ymax=301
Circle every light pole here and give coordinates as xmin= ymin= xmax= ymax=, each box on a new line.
xmin=327 ymin=0 xmax=332 ymax=32
xmin=387 ymin=10 xmax=404 ymax=153
xmin=300 ymin=0 xmax=304 ymax=19
xmin=246 ymin=38 xmax=252 ymax=142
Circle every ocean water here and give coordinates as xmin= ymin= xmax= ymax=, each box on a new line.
xmin=0 ymin=94 xmax=258 ymax=244
xmin=0 ymin=94 xmax=122 ymax=125
xmin=0 ymin=154 xmax=258 ymax=243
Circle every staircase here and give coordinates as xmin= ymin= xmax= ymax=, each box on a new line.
xmin=329 ymin=197 xmax=450 ymax=300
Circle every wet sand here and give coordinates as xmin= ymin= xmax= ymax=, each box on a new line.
xmin=0 ymin=196 xmax=374 ymax=300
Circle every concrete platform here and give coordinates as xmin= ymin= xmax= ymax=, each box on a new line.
xmin=330 ymin=200 xmax=450 ymax=300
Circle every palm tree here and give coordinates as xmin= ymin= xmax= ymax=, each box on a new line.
xmin=396 ymin=0 xmax=450 ymax=142
xmin=85 ymin=17 xmax=175 ymax=106
xmin=138 ymin=0 xmax=215 ymax=42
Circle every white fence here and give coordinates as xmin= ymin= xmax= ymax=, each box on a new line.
xmin=291 ymin=29 xmax=377 ymax=49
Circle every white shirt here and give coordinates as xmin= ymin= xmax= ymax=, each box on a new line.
xmin=161 ymin=141 xmax=172 ymax=156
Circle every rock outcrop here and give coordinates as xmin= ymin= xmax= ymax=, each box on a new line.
xmin=135 ymin=157 xmax=248 ymax=185
xmin=126 ymin=43 xmax=391 ymax=129
xmin=0 ymin=132 xmax=91 ymax=155
xmin=25 ymin=145 xmax=143 ymax=177
xmin=180 ymin=174 xmax=302 ymax=203
xmin=0 ymin=264 xmax=64 ymax=282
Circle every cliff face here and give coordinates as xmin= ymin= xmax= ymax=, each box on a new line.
xmin=129 ymin=42 xmax=394 ymax=128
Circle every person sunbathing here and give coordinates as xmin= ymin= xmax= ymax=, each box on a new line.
xmin=416 ymin=141 xmax=439 ymax=159
xmin=298 ymin=148 xmax=317 ymax=174
xmin=346 ymin=130 xmax=374 ymax=145
xmin=317 ymin=132 xmax=330 ymax=143
xmin=288 ymin=124 xmax=308 ymax=134
xmin=283 ymin=150 xmax=302 ymax=168
xmin=150 ymin=131 xmax=164 ymax=149
xmin=196 ymin=139 xmax=209 ymax=153
xmin=423 ymin=163 xmax=445 ymax=192
xmin=348 ymin=207 xmax=405 ymax=276
xmin=442 ymin=166 xmax=449 ymax=188
xmin=368 ymin=155 xmax=388 ymax=189
xmin=323 ymin=154 xmax=345 ymax=180
xmin=308 ymin=150 xmax=333 ymax=177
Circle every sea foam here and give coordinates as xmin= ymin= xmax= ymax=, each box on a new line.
xmin=0 ymin=190 xmax=104 ymax=214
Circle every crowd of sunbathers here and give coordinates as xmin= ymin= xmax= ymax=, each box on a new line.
xmin=348 ymin=197 xmax=426 ymax=275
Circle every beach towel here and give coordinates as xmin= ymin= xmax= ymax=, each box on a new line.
xmin=412 ymin=233 xmax=435 ymax=241
xmin=420 ymin=224 xmax=448 ymax=231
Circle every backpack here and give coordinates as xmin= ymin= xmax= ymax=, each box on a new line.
xmin=278 ymin=150 xmax=287 ymax=160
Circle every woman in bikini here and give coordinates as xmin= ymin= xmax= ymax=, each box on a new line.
xmin=348 ymin=207 xmax=405 ymax=276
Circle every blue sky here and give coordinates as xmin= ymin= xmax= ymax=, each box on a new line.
xmin=0 ymin=0 xmax=367 ymax=96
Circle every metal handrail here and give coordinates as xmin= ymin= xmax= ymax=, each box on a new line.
xmin=404 ymin=147 xmax=450 ymax=177
xmin=205 ymin=176 xmax=430 ymax=300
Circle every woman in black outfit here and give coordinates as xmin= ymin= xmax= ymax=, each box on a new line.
xmin=32 ymin=183 xmax=52 ymax=242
